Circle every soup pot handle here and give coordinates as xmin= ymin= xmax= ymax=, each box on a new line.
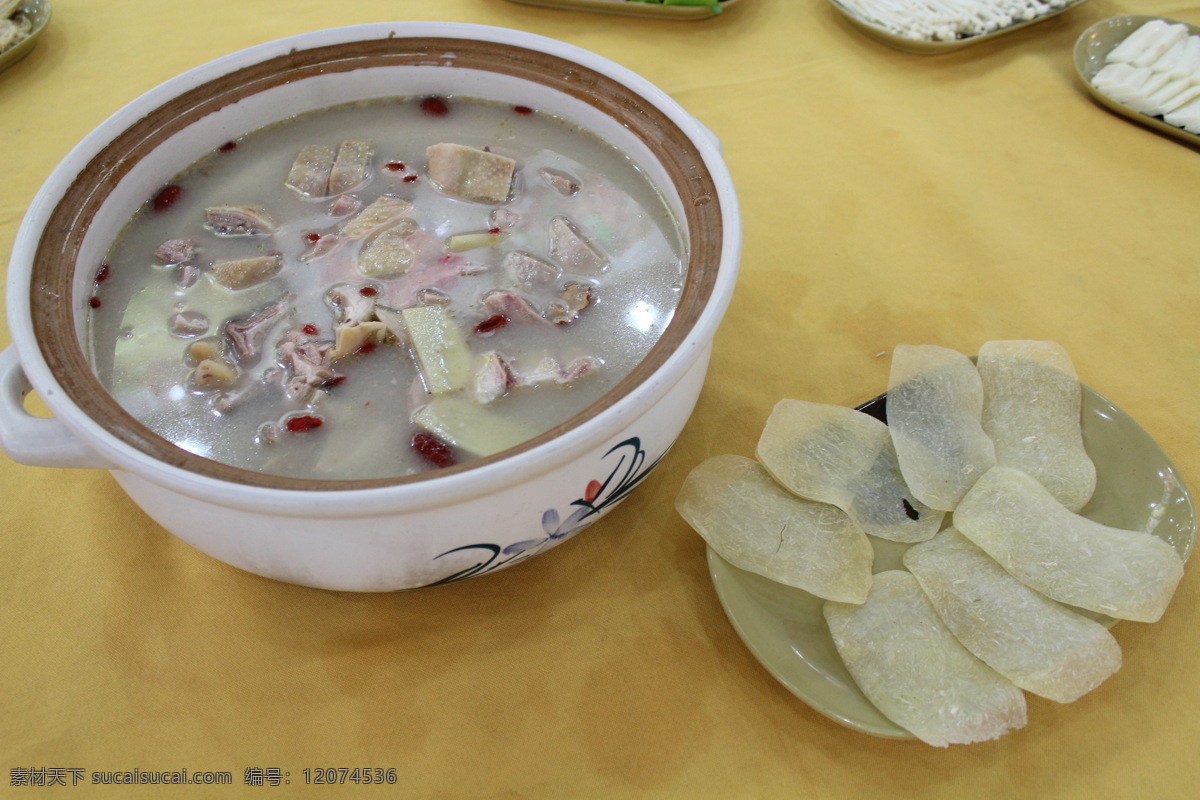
xmin=0 ymin=347 xmax=113 ymax=469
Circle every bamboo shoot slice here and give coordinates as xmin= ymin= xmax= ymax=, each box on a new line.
xmin=402 ymin=306 xmax=472 ymax=394
xmin=412 ymin=396 xmax=534 ymax=457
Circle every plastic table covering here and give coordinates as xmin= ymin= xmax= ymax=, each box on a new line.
xmin=2 ymin=1 xmax=1199 ymax=797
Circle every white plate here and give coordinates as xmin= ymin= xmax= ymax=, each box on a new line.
xmin=1074 ymin=15 xmax=1200 ymax=149
xmin=707 ymin=385 xmax=1196 ymax=738
xmin=829 ymin=0 xmax=1088 ymax=54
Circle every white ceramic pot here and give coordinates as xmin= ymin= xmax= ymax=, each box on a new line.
xmin=0 ymin=22 xmax=740 ymax=590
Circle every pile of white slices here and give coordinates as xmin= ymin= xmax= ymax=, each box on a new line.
xmin=835 ymin=0 xmax=1076 ymax=42
xmin=676 ymin=341 xmax=1186 ymax=747
xmin=1090 ymin=19 xmax=1200 ymax=135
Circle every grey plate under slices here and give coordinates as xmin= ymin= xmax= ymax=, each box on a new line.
xmin=0 ymin=0 xmax=50 ymax=75
xmin=828 ymin=0 xmax=1088 ymax=54
xmin=707 ymin=383 xmax=1196 ymax=739
xmin=1074 ymin=15 xmax=1200 ymax=149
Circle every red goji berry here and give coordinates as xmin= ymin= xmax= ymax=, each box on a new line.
xmin=473 ymin=314 xmax=509 ymax=336
xmin=152 ymin=184 xmax=182 ymax=213
xmin=420 ymin=96 xmax=449 ymax=116
xmin=412 ymin=431 xmax=455 ymax=469
xmin=285 ymin=415 xmax=323 ymax=433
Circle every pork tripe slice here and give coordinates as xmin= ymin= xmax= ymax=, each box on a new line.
xmin=284 ymin=144 xmax=336 ymax=197
xmin=425 ymin=143 xmax=516 ymax=205
xmin=955 ymin=467 xmax=1185 ymax=623
xmin=328 ymin=139 xmax=374 ymax=195
xmin=977 ymin=340 xmax=1096 ymax=512
xmin=824 ymin=570 xmax=1027 ymax=747
xmin=339 ymin=195 xmax=414 ymax=239
xmin=675 ymin=455 xmax=874 ymax=603
xmin=887 ymin=344 xmax=996 ymax=511
xmin=755 ymin=399 xmax=943 ymax=543
xmin=904 ymin=528 xmax=1121 ymax=703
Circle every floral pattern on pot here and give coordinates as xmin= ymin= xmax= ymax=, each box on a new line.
xmin=429 ymin=437 xmax=663 ymax=586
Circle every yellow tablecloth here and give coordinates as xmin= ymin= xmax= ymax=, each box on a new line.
xmin=3 ymin=1 xmax=1199 ymax=797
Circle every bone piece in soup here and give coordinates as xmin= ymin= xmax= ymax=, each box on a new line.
xmin=191 ymin=358 xmax=239 ymax=390
xmin=903 ymin=528 xmax=1122 ymax=703
xmin=425 ymin=143 xmax=516 ymax=204
xmin=954 ymin=467 xmax=1184 ymax=623
xmin=755 ymin=399 xmax=942 ymax=543
xmin=168 ymin=311 xmax=209 ymax=338
xmin=154 ymin=237 xmax=197 ymax=265
xmin=328 ymin=321 xmax=388 ymax=362
xmin=977 ymin=340 xmax=1096 ymax=512
xmin=225 ymin=295 xmax=290 ymax=362
xmin=546 ymin=283 xmax=593 ymax=326
xmin=211 ymin=254 xmax=281 ymax=291
xmin=327 ymin=139 xmax=374 ymax=195
xmin=824 ymin=570 xmax=1027 ymax=747
xmin=675 ymin=455 xmax=874 ymax=603
xmin=887 ymin=344 xmax=996 ymax=511
xmin=357 ymin=220 xmax=418 ymax=278
xmin=285 ymin=144 xmax=337 ymax=197
xmin=548 ymin=215 xmax=606 ymax=272
xmin=338 ymin=195 xmax=414 ymax=239
xmin=204 ymin=205 xmax=278 ymax=236
xmin=539 ymin=167 xmax=580 ymax=196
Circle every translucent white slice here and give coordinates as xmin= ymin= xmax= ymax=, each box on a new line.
xmin=955 ymin=467 xmax=1185 ymax=623
xmin=676 ymin=455 xmax=873 ymax=603
xmin=887 ymin=344 xmax=996 ymax=511
xmin=903 ymin=528 xmax=1121 ymax=703
xmin=755 ymin=399 xmax=943 ymax=543
xmin=824 ymin=571 xmax=1027 ymax=747
xmin=977 ymin=340 xmax=1096 ymax=512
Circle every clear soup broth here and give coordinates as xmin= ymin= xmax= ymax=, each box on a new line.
xmin=88 ymin=96 xmax=686 ymax=480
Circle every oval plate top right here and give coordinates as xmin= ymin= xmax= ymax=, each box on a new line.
xmin=1075 ymin=15 xmax=1200 ymax=148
